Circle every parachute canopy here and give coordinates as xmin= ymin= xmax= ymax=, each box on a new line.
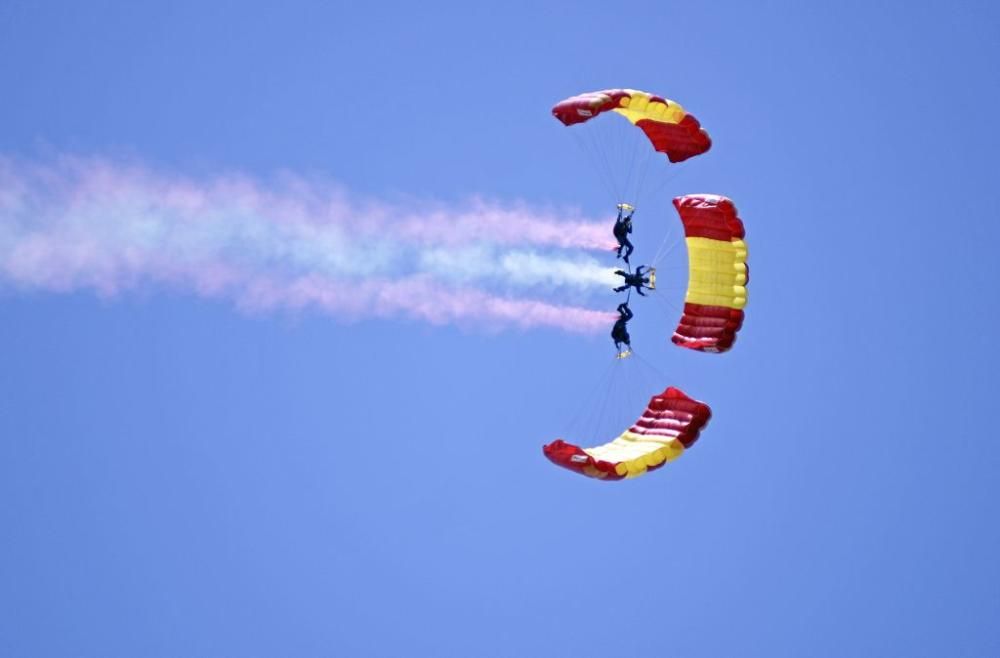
xmin=552 ymin=89 xmax=712 ymax=163
xmin=543 ymin=386 xmax=711 ymax=481
xmin=673 ymin=194 xmax=749 ymax=353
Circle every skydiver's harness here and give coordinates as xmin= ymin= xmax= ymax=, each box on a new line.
xmin=620 ymin=270 xmax=647 ymax=288
xmin=611 ymin=303 xmax=633 ymax=358
xmin=613 ymin=216 xmax=632 ymax=240
xmin=613 ymin=303 xmax=633 ymax=329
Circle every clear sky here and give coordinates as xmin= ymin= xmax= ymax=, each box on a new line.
xmin=1 ymin=2 xmax=999 ymax=656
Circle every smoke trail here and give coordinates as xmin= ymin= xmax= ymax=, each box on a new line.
xmin=0 ymin=155 xmax=619 ymax=333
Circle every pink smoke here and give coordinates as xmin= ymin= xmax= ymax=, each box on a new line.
xmin=239 ymin=274 xmax=614 ymax=333
xmin=1 ymin=155 xmax=614 ymax=251
xmin=0 ymin=155 xmax=617 ymax=334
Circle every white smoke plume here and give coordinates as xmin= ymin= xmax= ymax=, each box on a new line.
xmin=0 ymin=155 xmax=621 ymax=333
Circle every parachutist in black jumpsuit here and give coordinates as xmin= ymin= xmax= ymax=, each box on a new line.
xmin=613 ymin=208 xmax=634 ymax=264
xmin=611 ymin=302 xmax=633 ymax=352
xmin=614 ymin=265 xmax=652 ymax=296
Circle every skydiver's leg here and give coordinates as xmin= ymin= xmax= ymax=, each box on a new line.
xmin=622 ymin=237 xmax=634 ymax=264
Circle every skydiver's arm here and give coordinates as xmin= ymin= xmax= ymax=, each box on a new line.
xmin=636 ymin=287 xmax=646 ymax=296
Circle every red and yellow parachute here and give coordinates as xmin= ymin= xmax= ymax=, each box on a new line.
xmin=544 ymin=387 xmax=711 ymax=481
xmin=552 ymin=88 xmax=711 ymax=163
xmin=672 ymin=194 xmax=749 ymax=353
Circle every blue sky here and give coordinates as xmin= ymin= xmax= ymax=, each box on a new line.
xmin=2 ymin=2 xmax=999 ymax=656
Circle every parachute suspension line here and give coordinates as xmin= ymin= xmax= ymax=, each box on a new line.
xmin=663 ymin=237 xmax=684 ymax=260
xmin=631 ymin=147 xmax=656 ymax=209
xmin=599 ymin=356 xmax=634 ymax=447
xmin=587 ymin=118 xmax=622 ymax=202
xmin=646 ymin=157 xmax=693 ymax=200
xmin=561 ymin=354 xmax=672 ymax=454
xmin=649 ymin=223 xmax=674 ymax=266
xmin=607 ymin=114 xmax=622 ymax=193
xmin=619 ymin=117 xmax=643 ymax=206
xmin=648 ymin=295 xmax=678 ymax=325
xmin=569 ymin=130 xmax=618 ymax=204
xmin=571 ymin=121 xmax=618 ymax=203
xmin=615 ymin=115 xmax=636 ymax=203
xmin=612 ymin=114 xmax=629 ymax=198
xmin=633 ymin=350 xmax=671 ymax=386
xmin=615 ymin=351 xmax=663 ymax=436
xmin=648 ymin=205 xmax=682 ymax=272
xmin=588 ymin=357 xmax=624 ymax=446
xmin=630 ymin=353 xmax=659 ymax=408
xmin=567 ymin=109 xmax=673 ymax=209
xmin=653 ymin=198 xmax=688 ymax=269
xmin=563 ymin=357 xmax=616 ymax=444
xmin=651 ymin=285 xmax=686 ymax=318
xmin=629 ymin=122 xmax=649 ymax=202
xmin=587 ymin=363 xmax=618 ymax=445
xmin=609 ymin=113 xmax=651 ymax=208
xmin=610 ymin=359 xmax=641 ymax=443
xmin=651 ymin=233 xmax=681 ymax=269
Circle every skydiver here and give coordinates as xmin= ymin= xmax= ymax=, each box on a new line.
xmin=613 ymin=205 xmax=634 ymax=264
xmin=611 ymin=301 xmax=633 ymax=355
xmin=613 ymin=265 xmax=652 ymax=296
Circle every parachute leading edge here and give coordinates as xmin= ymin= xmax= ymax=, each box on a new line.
xmin=543 ymin=387 xmax=711 ymax=481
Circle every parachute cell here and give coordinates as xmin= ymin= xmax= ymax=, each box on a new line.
xmin=543 ymin=387 xmax=711 ymax=481
xmin=552 ymin=89 xmax=712 ymax=163
xmin=673 ymin=194 xmax=749 ymax=353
